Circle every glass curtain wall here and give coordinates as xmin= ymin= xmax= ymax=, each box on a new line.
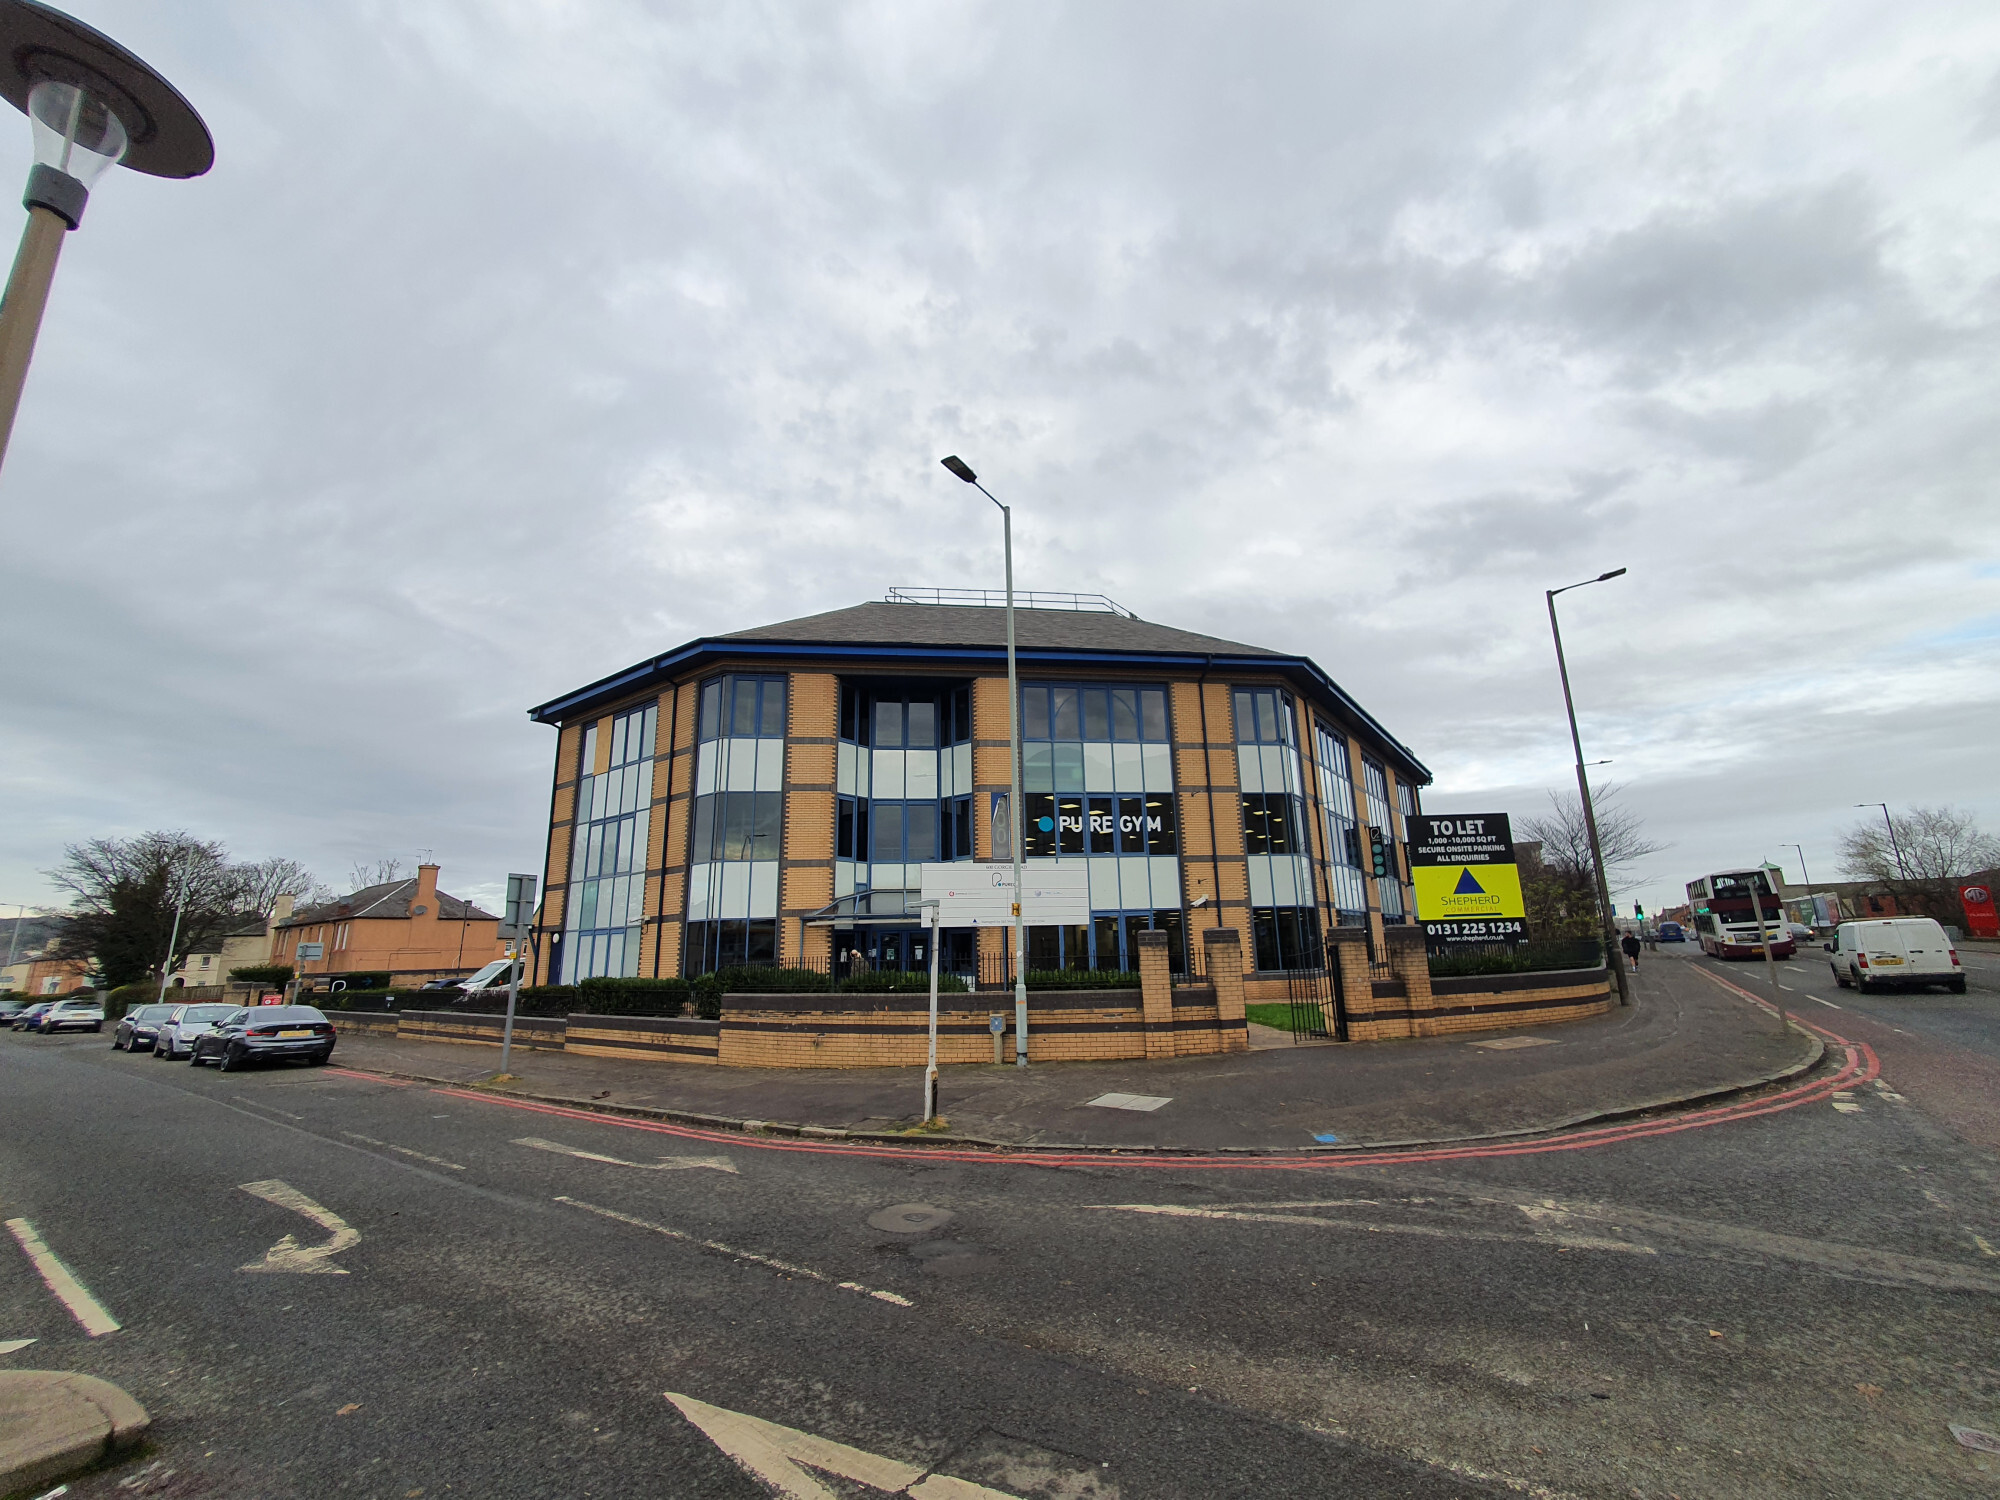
xmin=1018 ymin=682 xmax=1182 ymax=972
xmin=685 ymin=675 xmax=787 ymax=972
xmin=835 ymin=683 xmax=974 ymax=927
xmin=1234 ymin=685 xmax=1319 ymax=969
xmin=563 ymin=703 xmax=658 ymax=981
xmin=1361 ymin=754 xmax=1407 ymax=921
xmin=1313 ymin=723 xmax=1370 ymax=924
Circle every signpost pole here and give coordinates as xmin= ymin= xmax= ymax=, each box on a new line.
xmin=922 ymin=900 xmax=941 ymax=1122
xmin=498 ymin=873 xmax=537 ymax=1078
xmin=1747 ymin=878 xmax=1788 ymax=1034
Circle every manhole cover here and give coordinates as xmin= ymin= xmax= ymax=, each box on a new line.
xmin=868 ymin=1202 xmax=954 ymax=1233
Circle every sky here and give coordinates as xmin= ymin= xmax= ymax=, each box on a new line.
xmin=2 ymin=0 xmax=1996 ymax=921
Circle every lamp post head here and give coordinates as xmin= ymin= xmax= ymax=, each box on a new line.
xmin=939 ymin=455 xmax=978 ymax=484
xmin=1597 ymin=568 xmax=1627 ymax=582
xmin=0 ymin=1 xmax=211 ymax=228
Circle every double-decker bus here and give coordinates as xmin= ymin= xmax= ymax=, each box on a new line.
xmin=1686 ymin=869 xmax=1794 ymax=959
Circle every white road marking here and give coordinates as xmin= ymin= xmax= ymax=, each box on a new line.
xmin=237 ymin=1180 xmax=361 ymax=1275
xmin=555 ymin=1197 xmax=912 ymax=1306
xmin=1083 ymin=1202 xmax=1654 ymax=1254
xmin=236 ymin=1100 xmax=304 ymax=1121
xmin=1084 ymin=1093 xmax=1172 ymax=1112
xmin=1974 ymin=1235 xmax=1998 ymax=1258
xmin=1872 ymin=1082 xmax=1906 ymax=1103
xmin=1467 ymin=1035 xmax=1557 ymax=1051
xmin=0 ymin=1337 xmax=37 ymax=1354
xmin=342 ymin=1131 xmax=465 ymax=1171
xmin=514 ymin=1136 xmax=737 ymax=1174
xmin=665 ymin=1392 xmax=1020 ymax=1499
xmin=4 ymin=1219 xmax=120 ymax=1335
xmin=1810 ymin=997 xmax=1843 ymax=1009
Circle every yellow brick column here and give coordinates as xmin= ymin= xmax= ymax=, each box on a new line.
xmin=1203 ymin=927 xmax=1249 ymax=1053
xmin=1135 ymin=929 xmax=1175 ymax=1059
xmin=1328 ymin=927 xmax=1396 ymax=1039
xmin=1386 ymin=927 xmax=1436 ymax=1036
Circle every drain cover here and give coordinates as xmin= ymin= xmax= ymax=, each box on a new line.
xmin=868 ymin=1202 xmax=954 ymax=1233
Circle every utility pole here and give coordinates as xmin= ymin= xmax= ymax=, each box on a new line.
xmin=1747 ymin=875 xmax=1789 ymax=1035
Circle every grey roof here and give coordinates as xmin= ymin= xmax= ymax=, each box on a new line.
xmin=723 ymin=602 xmax=1283 ymax=657
xmin=277 ymin=878 xmax=496 ymax=928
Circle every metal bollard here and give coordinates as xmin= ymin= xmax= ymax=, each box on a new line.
xmin=991 ymin=1013 xmax=1005 ymax=1065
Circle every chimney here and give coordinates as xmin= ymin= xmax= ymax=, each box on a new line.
xmin=272 ymin=893 xmax=295 ymax=927
xmin=415 ymin=863 xmax=440 ymax=914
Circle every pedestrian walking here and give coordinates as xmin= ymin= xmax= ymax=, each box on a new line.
xmin=1620 ymin=930 xmax=1642 ymax=971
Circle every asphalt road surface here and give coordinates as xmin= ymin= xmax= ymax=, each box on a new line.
xmin=3 ymin=954 xmax=1997 ymax=1500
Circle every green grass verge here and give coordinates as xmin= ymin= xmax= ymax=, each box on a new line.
xmin=1243 ymin=1003 xmax=1296 ymax=1030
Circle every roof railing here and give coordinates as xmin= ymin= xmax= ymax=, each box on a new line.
xmin=885 ymin=587 xmax=1136 ymax=618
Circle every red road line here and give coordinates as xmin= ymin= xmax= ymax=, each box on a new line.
xmin=324 ymin=1067 xmax=410 ymax=1086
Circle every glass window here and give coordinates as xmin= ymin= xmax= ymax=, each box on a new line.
xmin=702 ymin=675 xmax=786 ymax=741
xmin=1110 ymin=689 xmax=1139 ymax=742
xmin=1022 ymin=686 xmax=1050 ymax=740
xmin=872 ymin=803 xmax=904 ymax=863
xmin=1232 ymin=686 xmax=1293 ymax=745
xmin=873 ymin=700 xmax=903 ymax=748
xmin=1051 ymin=686 xmax=1080 ymax=740
xmin=907 ymin=700 xmax=936 ymax=749
xmin=563 ymin=702 xmax=656 ymax=982
xmin=685 ymin=919 xmax=778 ymax=975
xmin=1022 ymin=683 xmax=1169 ymax=743
xmin=1081 ymin=689 xmax=1110 ymax=742
xmin=906 ymin=802 xmax=938 ymax=861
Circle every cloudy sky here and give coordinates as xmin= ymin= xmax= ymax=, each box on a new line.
xmin=3 ymin=0 xmax=1996 ymax=920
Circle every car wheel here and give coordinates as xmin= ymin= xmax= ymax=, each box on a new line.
xmin=216 ymin=1045 xmax=236 ymax=1072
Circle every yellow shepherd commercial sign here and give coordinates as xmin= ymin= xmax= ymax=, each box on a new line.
xmin=1412 ymin=861 xmax=1526 ymax=921
xmin=1409 ymin=813 xmax=1527 ymax=924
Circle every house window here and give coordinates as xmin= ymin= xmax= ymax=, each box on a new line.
xmin=685 ymin=675 xmax=787 ymax=974
xmin=701 ymin=675 xmax=786 ymax=741
xmin=564 ymin=701 xmax=658 ymax=981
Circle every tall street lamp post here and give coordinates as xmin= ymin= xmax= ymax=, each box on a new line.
xmin=1784 ymin=842 xmax=1817 ymax=927
xmin=940 ymin=455 xmax=1031 ymax=1068
xmin=1856 ymin=803 xmax=1909 ymax=881
xmin=0 ymin=0 xmax=212 ymax=473
xmin=1546 ymin=568 xmax=1630 ymax=1006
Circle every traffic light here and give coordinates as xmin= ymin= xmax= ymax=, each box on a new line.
xmin=1634 ymin=902 xmax=1644 ymax=918
xmin=1367 ymin=826 xmax=1391 ymax=879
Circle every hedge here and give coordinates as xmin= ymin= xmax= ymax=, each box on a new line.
xmin=1426 ymin=939 xmax=1604 ymax=978
xmin=227 ymin=963 xmax=294 ymax=985
xmin=1024 ymin=969 xmax=1139 ymax=990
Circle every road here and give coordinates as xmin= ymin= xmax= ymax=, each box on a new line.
xmin=3 ymin=953 xmax=1998 ymax=1500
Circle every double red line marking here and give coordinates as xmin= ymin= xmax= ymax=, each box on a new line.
xmin=427 ymin=974 xmax=1859 ymax=1173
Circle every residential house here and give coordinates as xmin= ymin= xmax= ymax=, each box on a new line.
xmin=271 ymin=865 xmax=507 ymax=984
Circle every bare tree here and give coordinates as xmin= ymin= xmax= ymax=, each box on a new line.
xmin=348 ymin=858 xmax=405 ymax=890
xmin=235 ymin=857 xmax=332 ymax=919
xmin=1838 ymin=805 xmax=2000 ymax=922
xmin=1517 ymin=784 xmax=1668 ymax=897
xmin=45 ymin=832 xmax=243 ymax=987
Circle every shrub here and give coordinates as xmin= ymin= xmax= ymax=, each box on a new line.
xmin=707 ymin=965 xmax=832 ymax=994
xmin=1427 ymin=939 xmax=1604 ymax=978
xmin=1023 ymin=969 xmax=1139 ymax=991
xmin=691 ymin=972 xmax=722 ymax=1019
xmin=576 ymin=975 xmax=692 ymax=1016
xmin=228 ymin=963 xmax=294 ymax=985
xmin=832 ymin=969 xmax=970 ymax=994
xmin=104 ymin=983 xmax=160 ymax=1020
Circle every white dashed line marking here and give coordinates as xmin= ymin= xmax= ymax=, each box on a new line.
xmin=555 ymin=1197 xmax=914 ymax=1306
xmin=343 ymin=1131 xmax=466 ymax=1171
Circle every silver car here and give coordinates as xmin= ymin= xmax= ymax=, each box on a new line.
xmin=153 ymin=1002 xmax=239 ymax=1059
xmin=33 ymin=997 xmax=105 ymax=1033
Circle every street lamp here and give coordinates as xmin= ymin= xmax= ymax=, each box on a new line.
xmin=940 ymin=454 xmax=1031 ymax=1068
xmin=0 ymin=1 xmax=212 ymax=472
xmin=1783 ymin=842 xmax=1817 ymax=926
xmin=1855 ymin=804 xmax=1908 ymax=880
xmin=1546 ymin=567 xmax=1630 ymax=1006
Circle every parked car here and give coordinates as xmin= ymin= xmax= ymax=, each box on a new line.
xmin=10 ymin=1001 xmax=53 ymax=1030
xmin=152 ymin=1003 xmax=241 ymax=1059
xmin=1656 ymin=921 xmax=1685 ymax=942
xmin=113 ymin=1003 xmax=178 ymax=1052
xmin=189 ymin=1005 xmax=335 ymax=1070
xmin=0 ymin=998 xmax=28 ymax=1022
xmin=1827 ymin=918 xmax=1964 ymax=994
xmin=416 ymin=975 xmax=472 ymax=993
xmin=32 ymin=996 xmax=105 ymax=1033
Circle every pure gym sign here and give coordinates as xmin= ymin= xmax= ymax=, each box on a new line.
xmin=1410 ymin=813 xmax=1527 ymax=947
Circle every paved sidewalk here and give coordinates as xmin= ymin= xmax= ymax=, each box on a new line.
xmin=330 ymin=951 xmax=1817 ymax=1153
xmin=0 ymin=1370 xmax=150 ymax=1495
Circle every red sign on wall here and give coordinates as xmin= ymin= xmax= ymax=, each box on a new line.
xmin=1960 ymin=884 xmax=1999 ymax=939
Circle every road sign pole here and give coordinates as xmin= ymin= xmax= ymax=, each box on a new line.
xmin=922 ymin=900 xmax=941 ymax=1122
xmin=1748 ymin=879 xmax=1788 ymax=1035
xmin=498 ymin=873 xmax=537 ymax=1077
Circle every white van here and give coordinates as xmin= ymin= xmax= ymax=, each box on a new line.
xmin=1827 ymin=918 xmax=1964 ymax=994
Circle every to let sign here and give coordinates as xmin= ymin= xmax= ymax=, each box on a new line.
xmin=1409 ymin=813 xmax=1527 ymax=941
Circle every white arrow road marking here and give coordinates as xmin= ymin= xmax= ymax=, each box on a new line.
xmin=4 ymin=1219 xmax=120 ymax=1335
xmin=665 ymin=1392 xmax=1020 ymax=1499
xmin=0 ymin=1338 xmax=38 ymax=1354
xmin=515 ymin=1136 xmax=737 ymax=1174
xmin=555 ymin=1197 xmax=912 ymax=1306
xmin=238 ymin=1180 xmax=360 ymax=1275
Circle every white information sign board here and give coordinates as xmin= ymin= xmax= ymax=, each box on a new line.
xmin=295 ymin=942 xmax=324 ymax=960
xmin=918 ymin=861 xmax=1091 ymax=928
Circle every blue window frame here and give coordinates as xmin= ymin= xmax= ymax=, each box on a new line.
xmin=1027 ymin=909 xmax=1184 ymax=973
xmin=1019 ymin=684 xmax=1168 ymax=744
xmin=1314 ymin=723 xmax=1368 ymax=920
xmin=701 ymin=675 xmax=786 ymax=740
xmin=1362 ymin=754 xmax=1406 ymax=921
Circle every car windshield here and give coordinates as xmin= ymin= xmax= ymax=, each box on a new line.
xmin=136 ymin=1006 xmax=173 ymax=1020
xmin=180 ymin=1005 xmax=236 ymax=1022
